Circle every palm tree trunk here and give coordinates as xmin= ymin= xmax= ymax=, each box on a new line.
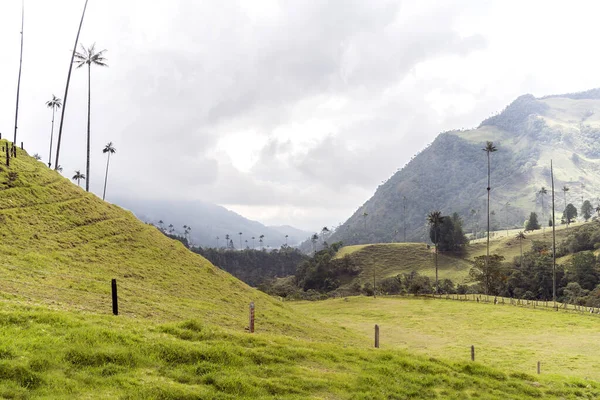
xmin=13 ymin=0 xmax=24 ymax=148
xmin=102 ymin=152 xmax=110 ymax=200
xmin=434 ymin=229 xmax=438 ymax=293
xmin=551 ymin=161 xmax=557 ymax=305
xmin=48 ymin=107 xmax=55 ymax=167
xmin=54 ymin=0 xmax=89 ymax=170
xmin=486 ymin=152 xmax=491 ymax=295
xmin=86 ymin=63 xmax=91 ymax=192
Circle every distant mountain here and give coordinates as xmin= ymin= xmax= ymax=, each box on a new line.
xmin=267 ymin=225 xmax=312 ymax=246
xmin=113 ymin=197 xmax=303 ymax=249
xmin=317 ymin=88 xmax=600 ymax=249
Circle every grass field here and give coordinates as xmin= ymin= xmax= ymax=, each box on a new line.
xmin=293 ymin=296 xmax=600 ymax=381
xmin=2 ymin=141 xmax=600 ymax=398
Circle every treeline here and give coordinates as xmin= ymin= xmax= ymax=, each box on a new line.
xmin=470 ymin=221 xmax=600 ymax=306
xmin=192 ymin=246 xmax=308 ymax=287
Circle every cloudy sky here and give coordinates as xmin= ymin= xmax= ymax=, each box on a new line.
xmin=1 ymin=0 xmax=599 ymax=231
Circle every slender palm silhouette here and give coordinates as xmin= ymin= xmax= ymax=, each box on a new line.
xmin=427 ymin=210 xmax=445 ymax=293
xmin=54 ymin=0 xmax=90 ymax=170
xmin=483 ymin=141 xmax=497 ymax=295
xmin=101 ymin=142 xmax=116 ymax=200
xmin=45 ymin=95 xmax=62 ymax=167
xmin=74 ymin=43 xmax=108 ymax=192
xmin=71 ymin=170 xmax=86 ymax=187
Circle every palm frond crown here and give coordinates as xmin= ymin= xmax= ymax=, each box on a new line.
xmin=74 ymin=43 xmax=108 ymax=68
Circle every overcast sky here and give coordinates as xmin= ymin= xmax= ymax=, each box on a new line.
xmin=1 ymin=0 xmax=599 ymax=231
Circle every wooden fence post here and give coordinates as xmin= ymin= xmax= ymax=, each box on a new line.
xmin=471 ymin=345 xmax=475 ymax=361
xmin=249 ymin=302 xmax=255 ymax=333
xmin=111 ymin=279 xmax=118 ymax=315
xmin=374 ymin=324 xmax=380 ymax=348
xmin=20 ymin=142 xmax=23 ymax=150
xmin=537 ymin=361 xmax=540 ymax=374
xmin=5 ymin=145 xmax=9 ymax=167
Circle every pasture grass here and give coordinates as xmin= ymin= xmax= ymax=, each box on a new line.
xmin=293 ymin=296 xmax=600 ymax=382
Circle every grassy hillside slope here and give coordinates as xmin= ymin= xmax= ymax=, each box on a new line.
xmin=294 ymin=297 xmax=600 ymax=382
xmin=1 ymin=142 xmax=599 ymax=398
xmin=336 ymin=243 xmax=473 ymax=284
xmin=0 ymin=140 xmax=321 ymax=338
xmin=334 ymin=223 xmax=578 ymax=286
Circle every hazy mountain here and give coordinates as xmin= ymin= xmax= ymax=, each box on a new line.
xmin=267 ymin=225 xmax=312 ymax=246
xmin=318 ymin=88 xmax=600 ymax=248
xmin=113 ymin=197 xmax=302 ymax=249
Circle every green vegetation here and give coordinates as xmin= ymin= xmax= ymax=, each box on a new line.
xmin=193 ymin=247 xmax=308 ymax=286
xmin=4 ymin=145 xmax=597 ymax=398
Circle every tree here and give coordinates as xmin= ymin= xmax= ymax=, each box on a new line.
xmin=238 ymin=232 xmax=243 ymax=250
xmin=56 ymin=165 xmax=63 ymax=173
xmin=562 ymin=186 xmax=570 ymax=225
xmin=570 ymin=251 xmax=599 ymax=291
xmin=74 ymin=43 xmax=108 ymax=192
xmin=158 ymin=220 xmax=164 ymax=231
xmin=563 ymin=282 xmax=588 ymax=305
xmin=468 ymin=254 xmax=506 ymax=296
xmin=13 ymin=1 xmax=24 ymax=147
xmin=515 ymin=231 xmax=526 ymax=268
xmin=45 ymin=95 xmax=62 ymax=167
xmin=168 ymin=224 xmax=174 ymax=234
xmin=284 ymin=234 xmax=288 ymax=246
xmin=427 ymin=210 xmax=445 ymax=293
xmin=596 ymin=205 xmax=600 ymax=218
xmin=581 ymin=200 xmax=593 ymax=221
xmin=321 ymin=227 xmax=329 ymax=244
xmin=71 ymin=170 xmax=85 ymax=187
xmin=362 ymin=212 xmax=368 ymax=238
xmin=33 ymin=153 xmax=41 ymax=160
xmin=259 ymin=234 xmax=265 ymax=250
xmin=483 ymin=141 xmax=497 ymax=295
xmin=563 ymin=203 xmax=577 ymax=224
xmin=525 ymin=212 xmax=540 ymax=231
xmin=252 ymin=236 xmax=256 ymax=249
xmin=311 ymin=234 xmax=319 ymax=254
xmin=54 ymin=0 xmax=90 ymax=170
xmin=101 ymin=142 xmax=116 ymax=200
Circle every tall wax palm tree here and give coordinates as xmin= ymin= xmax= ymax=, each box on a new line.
xmin=311 ymin=234 xmax=319 ymax=254
xmin=551 ymin=161 xmax=557 ymax=305
xmin=427 ymin=210 xmax=445 ymax=293
xmin=321 ymin=226 xmax=329 ymax=244
xmin=285 ymin=235 xmax=288 ymax=246
xmin=71 ymin=170 xmax=85 ymax=186
xmin=252 ymin=236 xmax=256 ymax=249
xmin=403 ymin=196 xmax=407 ymax=242
xmin=45 ymin=95 xmax=62 ymax=167
xmin=168 ymin=224 xmax=174 ymax=234
xmin=13 ymin=0 xmax=24 ymax=148
xmin=216 ymin=236 xmax=220 ymax=248
xmin=74 ymin=43 xmax=108 ymax=192
xmin=259 ymin=234 xmax=265 ymax=250
xmin=538 ymin=187 xmax=548 ymax=234
xmin=596 ymin=205 xmax=600 ymax=217
xmin=515 ymin=231 xmax=526 ymax=268
xmin=562 ymin=186 xmax=570 ymax=226
xmin=238 ymin=232 xmax=243 ymax=250
xmin=483 ymin=141 xmax=497 ymax=295
xmin=33 ymin=153 xmax=41 ymax=160
xmin=101 ymin=142 xmax=116 ymax=200
xmin=54 ymin=0 xmax=89 ymax=170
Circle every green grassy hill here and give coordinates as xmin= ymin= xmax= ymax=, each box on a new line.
xmin=334 ymin=223 xmax=579 ymax=286
xmin=1 ymin=141 xmax=599 ymax=398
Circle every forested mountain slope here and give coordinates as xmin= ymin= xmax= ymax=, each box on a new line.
xmin=327 ymin=89 xmax=600 ymax=246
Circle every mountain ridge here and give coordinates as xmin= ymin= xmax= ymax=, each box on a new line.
xmin=319 ymin=88 xmax=600 ymax=248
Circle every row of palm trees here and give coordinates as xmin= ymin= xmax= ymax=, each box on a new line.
xmin=217 ymin=233 xmax=270 ymax=250
xmin=13 ymin=1 xmax=113 ymax=199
